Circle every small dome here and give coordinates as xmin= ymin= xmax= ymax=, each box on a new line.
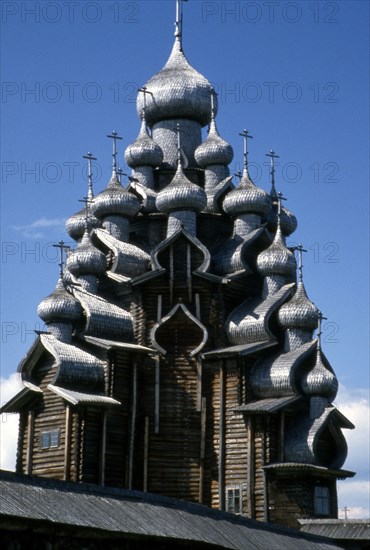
xmin=156 ymin=162 xmax=206 ymax=213
xmin=38 ymin=278 xmax=82 ymax=323
xmin=278 ymin=281 xmax=319 ymax=330
xmin=302 ymin=350 xmax=338 ymax=400
xmin=194 ymin=118 xmax=233 ymax=167
xmin=265 ymin=201 xmax=298 ymax=236
xmin=92 ymin=172 xmax=141 ymax=219
xmin=223 ymin=169 xmax=271 ymax=217
xmin=66 ymin=230 xmax=106 ymax=276
xmin=257 ymin=226 xmax=296 ymax=276
xmin=125 ymin=115 xmax=164 ymax=168
xmin=66 ymin=208 xmax=100 ymax=241
xmin=137 ymin=38 xmax=215 ymax=127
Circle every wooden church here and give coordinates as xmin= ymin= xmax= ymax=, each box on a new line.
xmin=1 ymin=0 xmax=354 ymax=532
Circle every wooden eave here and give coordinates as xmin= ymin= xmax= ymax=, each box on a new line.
xmin=263 ymin=462 xmax=356 ymax=479
xmin=201 ymin=339 xmax=277 ymax=360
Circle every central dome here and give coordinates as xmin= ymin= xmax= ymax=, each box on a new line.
xmin=137 ymin=38 xmax=216 ymax=127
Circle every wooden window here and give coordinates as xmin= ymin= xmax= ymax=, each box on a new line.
xmin=314 ymin=486 xmax=330 ymax=515
xmin=40 ymin=429 xmax=60 ymax=450
xmin=226 ymin=486 xmax=242 ymax=514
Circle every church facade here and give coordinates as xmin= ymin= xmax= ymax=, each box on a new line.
xmin=1 ymin=3 xmax=354 ymax=530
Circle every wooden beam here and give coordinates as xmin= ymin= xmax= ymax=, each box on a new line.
xmin=169 ymin=245 xmax=174 ymax=304
xmin=155 ymin=357 xmax=160 ymax=434
xmin=279 ymin=411 xmax=285 ymax=462
xmin=143 ymin=416 xmax=149 ymax=492
xmin=64 ymin=405 xmax=72 ymax=481
xmin=199 ymin=397 xmax=206 ymax=503
xmin=99 ymin=410 xmax=107 ymax=486
xmin=128 ymin=360 xmax=138 ymax=489
xmin=187 ymin=243 xmax=192 ymax=302
xmin=196 ymin=358 xmax=202 ymax=412
xmin=247 ymin=416 xmax=255 ymax=518
xmin=218 ymin=360 xmax=226 ymax=511
xmin=26 ymin=410 xmax=34 ymax=475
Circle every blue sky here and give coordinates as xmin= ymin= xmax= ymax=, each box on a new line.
xmin=1 ymin=0 xmax=369 ymax=517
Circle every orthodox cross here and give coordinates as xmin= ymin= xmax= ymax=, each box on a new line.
xmin=266 ymin=149 xmax=279 ymax=195
xmin=176 ymin=122 xmax=182 ymax=164
xmin=52 ymin=240 xmax=71 ymax=277
xmin=117 ymin=167 xmax=127 ymax=186
xmin=234 ymin=170 xmax=243 ymax=182
xmin=210 ymin=90 xmax=217 ymax=120
xmin=276 ymin=191 xmax=287 ymax=230
xmin=295 ymin=243 xmax=308 ymax=282
xmin=107 ymin=131 xmax=122 ymax=173
xmin=239 ymin=129 xmax=253 ymax=173
xmin=317 ymin=310 xmax=328 ymax=351
xmin=175 ymin=0 xmax=188 ymax=47
xmin=79 ymin=195 xmax=94 ymax=229
xmin=83 ymin=152 xmax=97 ymax=200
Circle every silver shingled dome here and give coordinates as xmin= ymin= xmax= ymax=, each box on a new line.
xmin=156 ymin=162 xmax=206 ymax=213
xmin=66 ymin=230 xmax=106 ymax=276
xmin=195 ymin=118 xmax=233 ymax=167
xmin=137 ymin=38 xmax=215 ymax=127
xmin=92 ymin=173 xmax=141 ymax=219
xmin=278 ymin=281 xmax=319 ymax=330
xmin=125 ymin=114 xmax=164 ymax=168
xmin=257 ymin=226 xmax=296 ymax=276
xmin=223 ymin=169 xmax=271 ymax=216
xmin=302 ymin=350 xmax=338 ymax=399
xmin=38 ymin=278 xmax=82 ymax=323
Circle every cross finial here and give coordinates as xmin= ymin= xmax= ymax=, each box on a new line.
xmin=107 ymin=130 xmax=123 ymax=174
xmin=210 ymin=90 xmax=217 ymax=121
xmin=239 ymin=129 xmax=253 ymax=174
xmin=176 ymin=122 xmax=182 ymax=164
xmin=117 ymin=167 xmax=127 ymax=186
xmin=52 ymin=240 xmax=71 ymax=277
xmin=317 ymin=310 xmax=328 ymax=351
xmin=83 ymin=152 xmax=97 ymax=200
xmin=79 ymin=195 xmax=94 ymax=229
xmin=266 ymin=149 xmax=279 ymax=194
xmin=295 ymin=243 xmax=308 ymax=282
xmin=138 ymin=86 xmax=153 ymax=118
xmin=175 ymin=0 xmax=188 ymax=48
xmin=276 ymin=191 xmax=287 ymax=230
xmin=234 ymin=170 xmax=243 ymax=182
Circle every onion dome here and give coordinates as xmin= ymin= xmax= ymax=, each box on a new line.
xmin=66 ymin=207 xmax=100 ymax=241
xmin=278 ymin=281 xmax=319 ymax=330
xmin=302 ymin=349 xmax=338 ymax=400
xmin=257 ymin=225 xmax=296 ymax=276
xmin=137 ymin=37 xmax=215 ymax=127
xmin=156 ymin=160 xmax=206 ymax=213
xmin=66 ymin=230 xmax=106 ymax=276
xmin=195 ymin=116 xmax=233 ymax=167
xmin=266 ymin=202 xmax=298 ymax=237
xmin=92 ymin=172 xmax=140 ymax=220
xmin=38 ymin=278 xmax=82 ymax=323
xmin=223 ymin=168 xmax=271 ymax=217
xmin=125 ymin=112 xmax=163 ymax=168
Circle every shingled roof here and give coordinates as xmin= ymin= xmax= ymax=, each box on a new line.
xmin=0 ymin=470 xmax=342 ymax=550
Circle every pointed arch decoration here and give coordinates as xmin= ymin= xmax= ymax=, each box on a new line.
xmin=150 ymin=303 xmax=208 ymax=357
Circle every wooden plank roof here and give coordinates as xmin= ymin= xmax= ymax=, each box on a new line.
xmin=0 ymin=470 xmax=343 ymax=549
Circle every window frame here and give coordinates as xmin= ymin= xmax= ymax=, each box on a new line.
xmin=40 ymin=429 xmax=60 ymax=450
xmin=314 ymin=485 xmax=330 ymax=516
xmin=226 ymin=485 xmax=242 ymax=515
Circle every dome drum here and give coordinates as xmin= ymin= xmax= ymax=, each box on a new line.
xmin=204 ymin=165 xmax=230 ymax=192
xmin=167 ymin=210 xmax=197 ymax=237
xmin=284 ymin=328 xmax=314 ymax=352
xmin=262 ymin=273 xmax=287 ymax=297
xmin=233 ymin=213 xmax=262 ymax=239
xmin=131 ymin=166 xmax=156 ymax=190
xmin=45 ymin=322 xmax=74 ymax=344
xmin=102 ymin=215 xmax=130 ymax=242
xmin=152 ymin=119 xmax=202 ymax=169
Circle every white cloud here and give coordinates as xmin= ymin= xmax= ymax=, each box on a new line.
xmin=0 ymin=373 xmax=20 ymax=471
xmin=12 ymin=217 xmax=66 ymax=238
xmin=335 ymin=385 xmax=370 ymax=519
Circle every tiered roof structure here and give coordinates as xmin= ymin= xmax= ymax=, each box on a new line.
xmin=2 ymin=0 xmax=354 ymax=531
